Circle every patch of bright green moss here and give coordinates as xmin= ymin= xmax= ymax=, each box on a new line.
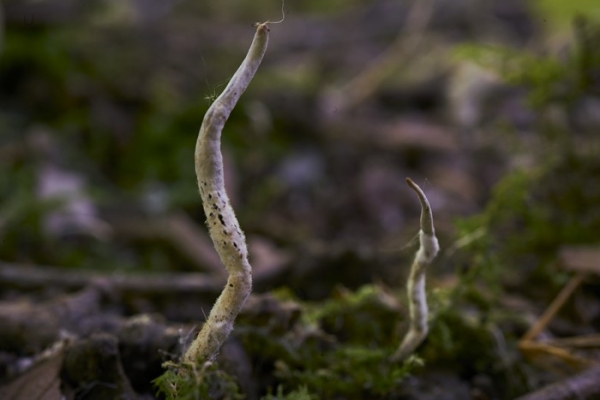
xmin=153 ymin=362 xmax=243 ymax=400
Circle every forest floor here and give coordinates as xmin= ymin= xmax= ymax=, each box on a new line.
xmin=1 ymin=0 xmax=600 ymax=399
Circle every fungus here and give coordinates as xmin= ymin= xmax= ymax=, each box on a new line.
xmin=391 ymin=178 xmax=440 ymax=362
xmin=183 ymin=22 xmax=270 ymax=364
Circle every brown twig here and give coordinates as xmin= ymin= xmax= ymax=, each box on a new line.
xmin=521 ymin=272 xmax=586 ymax=342
xmin=0 ymin=262 xmax=222 ymax=296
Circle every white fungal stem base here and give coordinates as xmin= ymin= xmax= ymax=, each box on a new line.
xmin=391 ymin=178 xmax=440 ymax=362
xmin=183 ymin=23 xmax=270 ymax=364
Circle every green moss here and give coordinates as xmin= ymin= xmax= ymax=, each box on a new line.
xmin=426 ymin=311 xmax=495 ymax=372
xmin=451 ymin=20 xmax=600 ymax=301
xmin=275 ymin=345 xmax=418 ymax=399
xmin=152 ymin=286 xmax=418 ymax=399
xmin=232 ymin=285 xmax=421 ymax=399
xmin=303 ymin=285 xmax=401 ymax=346
xmin=533 ymin=0 xmax=600 ymax=30
xmin=153 ymin=362 xmax=243 ymax=400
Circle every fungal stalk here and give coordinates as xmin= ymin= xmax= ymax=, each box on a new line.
xmin=183 ymin=22 xmax=270 ymax=364
xmin=392 ymin=178 xmax=439 ymax=362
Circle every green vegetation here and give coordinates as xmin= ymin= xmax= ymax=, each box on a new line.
xmin=154 ymin=362 xmax=244 ymax=400
xmin=263 ymin=385 xmax=316 ymax=400
xmin=454 ymin=16 xmax=600 ymax=110
xmin=453 ymin=18 xmax=600 ymax=295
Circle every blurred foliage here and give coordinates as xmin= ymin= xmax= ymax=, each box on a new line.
xmin=455 ymin=152 xmax=600 ymax=295
xmin=453 ymin=18 xmax=600 ymax=299
xmin=533 ymin=0 xmax=600 ymax=31
xmin=0 ymin=12 xmax=216 ymax=206
xmin=454 ymin=17 xmax=600 ymax=110
xmin=428 ymin=19 xmax=600 ymax=398
xmin=0 ymin=5 xmax=272 ymax=271
xmin=263 ymin=385 xmax=316 ymax=400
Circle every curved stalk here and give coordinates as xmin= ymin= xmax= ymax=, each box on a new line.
xmin=183 ymin=22 xmax=270 ymax=364
xmin=391 ymin=178 xmax=439 ymax=362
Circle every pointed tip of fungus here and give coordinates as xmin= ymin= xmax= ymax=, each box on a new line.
xmin=188 ymin=17 xmax=267 ymax=365
xmin=405 ymin=177 xmax=425 ymax=204
xmin=405 ymin=177 xmax=435 ymax=236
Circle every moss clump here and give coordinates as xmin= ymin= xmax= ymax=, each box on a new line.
xmin=153 ymin=362 xmax=243 ymax=400
xmin=304 ymin=285 xmax=401 ymax=346
xmin=273 ymin=345 xmax=419 ymax=399
xmin=425 ymin=310 xmax=496 ymax=373
xmin=232 ymin=285 xmax=420 ymax=399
